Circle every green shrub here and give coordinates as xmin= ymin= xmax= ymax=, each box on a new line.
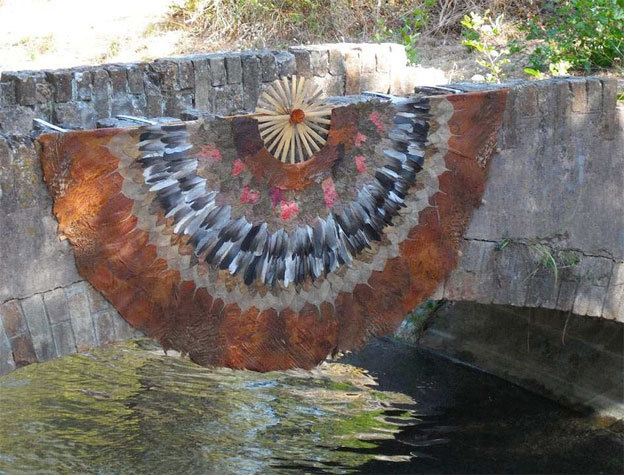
xmin=461 ymin=10 xmax=510 ymax=83
xmin=525 ymin=0 xmax=624 ymax=72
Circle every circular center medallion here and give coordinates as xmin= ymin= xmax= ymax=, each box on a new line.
xmin=255 ymin=76 xmax=332 ymax=164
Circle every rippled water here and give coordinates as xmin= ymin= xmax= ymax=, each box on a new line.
xmin=0 ymin=338 xmax=621 ymax=474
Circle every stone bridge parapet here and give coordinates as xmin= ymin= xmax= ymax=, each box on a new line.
xmin=0 ymin=43 xmax=621 ymax=378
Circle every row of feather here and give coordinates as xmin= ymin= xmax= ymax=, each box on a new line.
xmin=136 ymin=96 xmax=431 ymax=287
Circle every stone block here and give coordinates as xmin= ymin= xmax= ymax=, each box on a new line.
xmin=309 ymin=49 xmax=329 ymax=77
xmin=127 ymin=65 xmax=145 ymax=94
xmin=86 ymin=285 xmax=110 ymax=314
xmin=106 ymin=66 xmax=128 ymax=95
xmin=0 ymin=105 xmax=36 ymax=135
xmin=150 ymin=60 xmax=178 ymax=92
xmin=275 ymin=51 xmax=296 ymax=77
xmin=599 ymin=78 xmax=618 ymax=140
xmin=74 ymin=70 xmax=93 ymax=101
xmin=20 ymin=294 xmax=56 ymax=361
xmin=603 ymin=262 xmax=624 ymax=321
xmin=375 ymin=45 xmax=391 ymax=73
xmin=144 ymin=79 xmax=164 ymax=117
xmin=344 ymin=50 xmax=360 ymax=94
xmin=43 ymin=287 xmax=70 ymax=325
xmin=92 ymin=68 xmax=112 ymax=117
xmin=444 ymin=240 xmax=496 ymax=304
xmin=328 ymin=48 xmax=346 ymax=76
xmin=573 ymin=257 xmax=613 ymax=317
xmin=209 ymin=56 xmax=227 ymax=86
xmin=0 ymin=80 xmax=16 ymax=106
xmin=177 ymin=59 xmax=195 ymax=90
xmin=360 ymin=72 xmax=390 ymax=94
xmin=569 ymin=78 xmax=587 ymax=113
xmin=225 ymin=55 xmax=243 ymax=84
xmin=6 ymin=73 xmax=37 ymax=106
xmin=113 ymin=313 xmax=135 ymax=340
xmin=241 ymin=54 xmax=261 ymax=111
xmin=66 ymin=282 xmax=97 ymax=349
xmin=165 ymin=92 xmax=194 ymax=117
xmin=360 ymin=47 xmax=376 ymax=73
xmin=0 ymin=300 xmax=27 ymax=338
xmin=10 ymin=333 xmax=37 ymax=367
xmin=556 ymin=280 xmax=578 ymax=312
xmin=192 ymin=56 xmax=212 ymax=111
xmin=515 ymin=83 xmax=539 ymax=118
xmin=214 ymin=84 xmax=244 ymax=115
xmin=94 ymin=311 xmax=116 ymax=344
xmin=311 ymin=74 xmax=344 ymax=97
xmin=53 ymin=101 xmax=97 ymax=129
xmin=492 ymin=245 xmax=531 ymax=307
xmin=0 ymin=317 xmax=16 ymax=375
xmin=45 ymin=70 xmax=73 ymax=102
xmin=260 ymin=52 xmax=277 ymax=82
xmin=290 ymin=48 xmax=311 ymax=78
xmin=50 ymin=320 xmax=76 ymax=356
xmin=586 ymin=78 xmax=602 ymax=112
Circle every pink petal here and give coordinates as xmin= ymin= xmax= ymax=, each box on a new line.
xmin=354 ymin=155 xmax=367 ymax=173
xmin=354 ymin=132 xmax=367 ymax=147
xmin=232 ymin=159 xmax=246 ymax=176
xmin=280 ymin=201 xmax=299 ymax=220
xmin=321 ymin=177 xmax=339 ymax=208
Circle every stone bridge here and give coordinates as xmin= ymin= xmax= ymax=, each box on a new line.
xmin=0 ymin=43 xmax=621 ymax=418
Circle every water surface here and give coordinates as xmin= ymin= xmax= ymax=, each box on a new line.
xmin=0 ymin=338 xmax=621 ymax=474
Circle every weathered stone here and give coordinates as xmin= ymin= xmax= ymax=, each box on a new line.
xmin=86 ymin=285 xmax=110 ymax=314
xmin=310 ymin=74 xmax=344 ymax=97
xmin=0 ymin=317 xmax=16 ymax=375
xmin=113 ymin=313 xmax=135 ymax=340
xmin=309 ymin=49 xmax=329 ymax=77
xmin=360 ymin=72 xmax=390 ymax=94
xmin=360 ymin=47 xmax=376 ymax=73
xmin=0 ymin=81 xmax=16 ymax=106
xmin=0 ymin=105 xmax=36 ymax=135
xmin=569 ymin=78 xmax=588 ymax=113
xmin=66 ymin=282 xmax=96 ymax=349
xmin=91 ymin=68 xmax=112 ymax=117
xmin=20 ymin=294 xmax=56 ymax=361
xmin=34 ymin=75 xmax=54 ymax=104
xmin=241 ymin=54 xmax=261 ymax=111
xmin=106 ymin=66 xmax=128 ymax=95
xmin=328 ymin=48 xmax=346 ymax=76
xmin=50 ymin=320 xmax=76 ymax=356
xmin=225 ymin=55 xmax=243 ymax=84
xmin=603 ymin=262 xmax=624 ymax=321
xmin=53 ymin=101 xmax=97 ymax=129
xmin=4 ymin=73 xmax=37 ymax=106
xmin=150 ymin=60 xmax=179 ymax=92
xmin=516 ymin=83 xmax=539 ymax=117
xmin=599 ymin=78 xmax=618 ymax=140
xmin=177 ymin=59 xmax=195 ymax=90
xmin=344 ymin=50 xmax=360 ymax=94
xmin=43 ymin=287 xmax=70 ymax=325
xmin=275 ymin=51 xmax=296 ymax=77
xmin=573 ymin=257 xmax=613 ymax=317
xmin=586 ymin=78 xmax=602 ymax=112
xmin=74 ymin=70 xmax=93 ymax=101
xmin=192 ymin=56 xmax=212 ymax=111
xmin=290 ymin=48 xmax=311 ymax=78
xmin=94 ymin=310 xmax=116 ymax=344
xmin=0 ymin=300 xmax=27 ymax=338
xmin=45 ymin=70 xmax=73 ymax=102
xmin=144 ymin=79 xmax=164 ymax=117
xmin=209 ymin=56 xmax=227 ymax=86
xmin=260 ymin=52 xmax=277 ymax=82
xmin=165 ymin=92 xmax=194 ymax=117
xmin=375 ymin=46 xmax=391 ymax=73
xmin=127 ymin=65 xmax=145 ymax=94
xmin=10 ymin=333 xmax=37 ymax=367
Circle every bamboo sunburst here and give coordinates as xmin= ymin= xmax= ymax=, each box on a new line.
xmin=255 ymin=75 xmax=332 ymax=164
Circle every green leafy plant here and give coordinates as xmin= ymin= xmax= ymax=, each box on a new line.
xmin=374 ymin=0 xmax=435 ymax=64
xmin=461 ymin=10 xmax=510 ymax=83
xmin=525 ymin=0 xmax=624 ymax=72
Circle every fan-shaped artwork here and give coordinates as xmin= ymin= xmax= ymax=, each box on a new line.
xmin=38 ymin=84 xmax=507 ymax=371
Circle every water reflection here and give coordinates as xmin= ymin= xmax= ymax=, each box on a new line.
xmin=0 ymin=340 xmax=421 ymax=474
xmin=0 ymin=338 xmax=621 ymax=474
